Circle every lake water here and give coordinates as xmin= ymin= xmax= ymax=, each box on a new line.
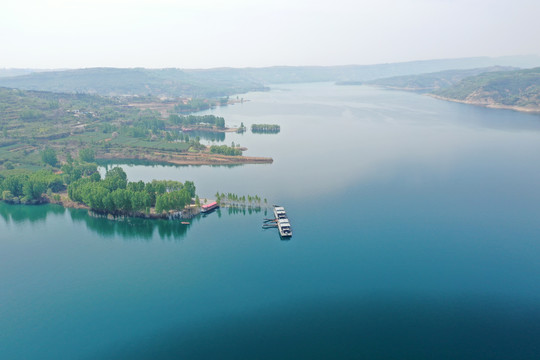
xmin=2 ymin=83 xmax=540 ymax=359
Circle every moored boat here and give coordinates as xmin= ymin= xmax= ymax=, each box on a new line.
xmin=201 ymin=201 xmax=219 ymax=213
xmin=277 ymin=219 xmax=292 ymax=237
xmin=273 ymin=205 xmax=292 ymax=237
xmin=273 ymin=205 xmax=287 ymax=220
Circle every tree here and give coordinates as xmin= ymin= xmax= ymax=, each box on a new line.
xmin=22 ymin=177 xmax=47 ymax=201
xmin=131 ymin=191 xmax=151 ymax=212
xmin=127 ymin=180 xmax=145 ymax=192
xmin=111 ymin=189 xmax=132 ymax=212
xmin=90 ymin=172 xmax=101 ymax=182
xmin=2 ymin=174 xmax=26 ymax=197
xmin=79 ymin=148 xmax=95 ymax=163
xmin=215 ymin=117 xmax=225 ymax=128
xmin=66 ymin=152 xmax=74 ymax=164
xmin=2 ymin=190 xmax=13 ymax=201
xmin=102 ymin=193 xmax=116 ymax=213
xmin=41 ymin=147 xmax=58 ymax=167
xmin=184 ymin=181 xmax=196 ymax=198
xmin=104 ymin=167 xmax=127 ymax=191
xmin=155 ymin=194 xmax=168 ymax=214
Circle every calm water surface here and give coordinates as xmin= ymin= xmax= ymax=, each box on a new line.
xmin=2 ymin=83 xmax=540 ymax=359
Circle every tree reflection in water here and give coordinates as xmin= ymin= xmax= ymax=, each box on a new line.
xmin=0 ymin=202 xmax=267 ymax=242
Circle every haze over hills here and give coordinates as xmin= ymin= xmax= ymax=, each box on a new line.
xmin=343 ymin=65 xmax=540 ymax=112
xmin=357 ymin=66 xmax=517 ymax=92
xmin=0 ymin=69 xmax=41 ymax=78
xmin=240 ymin=55 xmax=540 ymax=84
xmin=0 ymin=55 xmax=539 ymax=98
xmin=0 ymin=68 xmax=267 ymax=98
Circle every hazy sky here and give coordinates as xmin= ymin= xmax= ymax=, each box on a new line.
xmin=1 ymin=0 xmax=539 ymax=69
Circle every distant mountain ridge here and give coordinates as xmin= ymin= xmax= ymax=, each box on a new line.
xmin=241 ymin=55 xmax=540 ymax=84
xmin=0 ymin=55 xmax=539 ymax=97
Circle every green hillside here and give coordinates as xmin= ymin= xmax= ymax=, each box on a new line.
xmin=0 ymin=68 xmax=267 ymax=98
xmin=356 ymin=66 xmax=515 ymax=91
xmin=0 ymin=87 xmax=223 ymax=170
xmin=433 ymin=67 xmax=540 ymax=108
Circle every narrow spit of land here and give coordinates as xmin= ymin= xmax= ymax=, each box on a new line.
xmin=97 ymin=149 xmax=273 ymax=166
xmin=429 ymin=94 xmax=540 ymax=113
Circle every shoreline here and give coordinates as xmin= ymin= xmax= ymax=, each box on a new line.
xmin=180 ymin=126 xmax=240 ymax=133
xmin=2 ymin=194 xmax=268 ymax=222
xmin=428 ymin=94 xmax=540 ymax=114
xmin=97 ymin=151 xmax=273 ymax=165
xmin=4 ymin=193 xmax=196 ymax=220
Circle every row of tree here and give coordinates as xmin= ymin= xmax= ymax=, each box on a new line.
xmin=215 ymin=192 xmax=267 ymax=205
xmin=169 ymin=114 xmax=226 ymax=129
xmin=67 ymin=167 xmax=196 ymax=215
xmin=174 ymin=99 xmax=212 ymax=113
xmin=251 ymin=124 xmax=280 ymax=133
xmin=0 ymin=170 xmax=64 ymax=203
xmin=209 ymin=145 xmax=242 ymax=156
xmin=40 ymin=147 xmax=96 ymax=169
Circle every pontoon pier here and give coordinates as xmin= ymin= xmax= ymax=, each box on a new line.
xmin=263 ymin=205 xmax=292 ymax=238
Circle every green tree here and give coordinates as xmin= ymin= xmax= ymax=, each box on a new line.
xmin=127 ymin=180 xmax=145 ymax=192
xmin=79 ymin=148 xmax=95 ymax=162
xmin=2 ymin=190 xmax=14 ymax=201
xmin=184 ymin=181 xmax=196 ymax=198
xmin=104 ymin=167 xmax=127 ymax=191
xmin=41 ymin=147 xmax=58 ymax=167
xmin=111 ymin=189 xmax=132 ymax=212
xmin=66 ymin=152 xmax=74 ymax=164
xmin=155 ymin=194 xmax=167 ymax=214
xmin=2 ymin=174 xmax=26 ymax=197
xmin=22 ymin=177 xmax=47 ymax=201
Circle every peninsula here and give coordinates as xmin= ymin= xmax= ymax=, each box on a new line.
xmin=344 ymin=66 xmax=540 ymax=114
xmin=431 ymin=67 xmax=540 ymax=113
xmin=0 ymin=87 xmax=272 ymax=171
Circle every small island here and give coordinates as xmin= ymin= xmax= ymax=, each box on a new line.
xmin=251 ymin=124 xmax=281 ymax=134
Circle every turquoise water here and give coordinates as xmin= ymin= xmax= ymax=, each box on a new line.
xmin=2 ymin=83 xmax=540 ymax=359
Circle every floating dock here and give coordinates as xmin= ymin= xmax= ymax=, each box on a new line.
xmin=263 ymin=205 xmax=292 ymax=238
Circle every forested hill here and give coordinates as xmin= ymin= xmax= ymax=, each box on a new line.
xmin=0 ymin=68 xmax=267 ymax=98
xmin=432 ymin=67 xmax=540 ymax=111
xmin=0 ymin=55 xmax=539 ymax=97
xmin=355 ymin=66 xmax=516 ymax=91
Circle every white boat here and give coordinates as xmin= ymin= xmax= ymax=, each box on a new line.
xmin=273 ymin=206 xmax=288 ymax=220
xmin=273 ymin=205 xmax=292 ymax=237
xmin=277 ymin=219 xmax=292 ymax=237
